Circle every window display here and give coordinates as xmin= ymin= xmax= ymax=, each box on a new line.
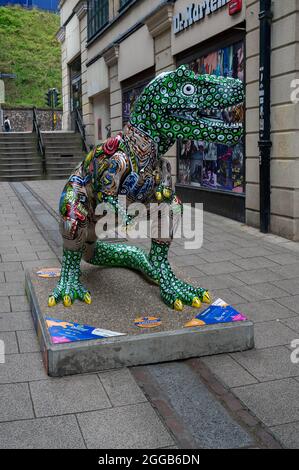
xmin=122 ymin=79 xmax=152 ymax=126
xmin=178 ymin=40 xmax=245 ymax=194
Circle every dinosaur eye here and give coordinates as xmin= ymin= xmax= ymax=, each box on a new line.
xmin=182 ymin=84 xmax=195 ymax=95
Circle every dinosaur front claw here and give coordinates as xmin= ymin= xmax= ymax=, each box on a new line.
xmin=174 ymin=299 xmax=184 ymax=311
xmin=84 ymin=292 xmax=92 ymax=305
xmin=192 ymin=297 xmax=202 ymax=309
xmin=48 ymin=296 xmax=56 ymax=308
xmin=63 ymin=295 xmax=72 ymax=308
xmin=202 ymin=291 xmax=211 ymax=304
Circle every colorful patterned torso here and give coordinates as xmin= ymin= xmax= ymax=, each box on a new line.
xmin=82 ymin=123 xmax=161 ymax=204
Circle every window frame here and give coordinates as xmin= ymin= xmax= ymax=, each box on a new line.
xmin=87 ymin=0 xmax=109 ymax=41
xmin=119 ymin=0 xmax=134 ymax=12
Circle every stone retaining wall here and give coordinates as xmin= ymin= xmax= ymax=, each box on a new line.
xmin=1 ymin=107 xmax=62 ymax=132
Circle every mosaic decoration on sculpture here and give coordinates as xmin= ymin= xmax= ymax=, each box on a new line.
xmin=48 ymin=65 xmax=244 ymax=311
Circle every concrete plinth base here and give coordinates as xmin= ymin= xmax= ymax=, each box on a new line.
xmin=25 ymin=264 xmax=254 ymax=377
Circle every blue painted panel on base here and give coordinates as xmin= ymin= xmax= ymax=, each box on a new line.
xmin=196 ymin=299 xmax=247 ymax=325
xmin=45 ymin=317 xmax=126 ymax=344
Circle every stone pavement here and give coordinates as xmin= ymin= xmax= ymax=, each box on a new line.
xmin=1 ymin=180 xmax=299 ymax=448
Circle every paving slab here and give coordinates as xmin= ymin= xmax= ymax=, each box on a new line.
xmin=231 ymin=346 xmax=299 ymax=382
xmin=210 ymin=289 xmax=249 ymax=305
xmin=76 ymin=402 xmax=174 ymax=449
xmin=233 ymin=300 xmax=297 ymax=323
xmin=4 ymin=271 xmax=26 ymax=283
xmin=271 ymin=278 xmax=299 ymax=295
xmin=0 ymin=352 xmax=47 ymax=384
xmin=25 ymin=264 xmax=254 ymax=376
xmin=281 ymin=317 xmax=299 ymax=333
xmin=29 ymin=375 xmax=111 ymax=417
xmin=277 ymin=295 xmax=299 ymax=314
xmin=10 ymin=295 xmax=30 ymax=312
xmin=253 ymin=321 xmax=296 ymax=349
xmin=233 ymin=379 xmax=299 ymax=427
xmin=16 ymin=329 xmax=41 ymax=353
xmin=270 ymin=422 xmax=299 ymax=449
xmin=200 ymin=354 xmax=258 ymax=388
xmin=99 ymin=368 xmax=147 ymax=406
xmin=0 ymin=415 xmax=85 ymax=449
xmin=187 ymin=274 xmax=245 ymax=290
xmin=0 ymin=262 xmax=22 ymax=273
xmin=269 ymin=265 xmax=299 ymax=280
xmin=231 ymin=283 xmax=289 ymax=302
xmin=233 ymin=247 xmax=276 ymax=258
xmin=0 ymin=282 xmax=24 ymax=297
xmin=0 ymin=297 xmax=10 ymax=313
xmin=0 ymin=311 xmax=33 ymax=332
xmin=265 ymin=253 xmax=299 ymax=266
xmin=199 ymin=261 xmax=243 ymax=276
xmin=0 ymin=383 xmax=34 ymax=422
xmin=0 ymin=331 xmax=18 ymax=354
xmin=231 ymin=257 xmax=281 ymax=271
xmin=233 ymin=268 xmax=284 ymax=286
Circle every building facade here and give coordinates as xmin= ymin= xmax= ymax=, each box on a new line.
xmin=57 ymin=0 xmax=299 ymax=240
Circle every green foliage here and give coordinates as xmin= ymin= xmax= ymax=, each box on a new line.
xmin=0 ymin=6 xmax=61 ymax=107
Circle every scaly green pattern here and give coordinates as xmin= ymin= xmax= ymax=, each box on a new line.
xmin=88 ymin=240 xmax=210 ymax=310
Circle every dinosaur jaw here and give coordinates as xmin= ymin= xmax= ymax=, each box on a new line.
xmin=170 ymin=103 xmax=244 ymax=132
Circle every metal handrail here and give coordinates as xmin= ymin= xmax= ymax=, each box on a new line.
xmin=75 ymin=108 xmax=88 ymax=153
xmin=32 ymin=106 xmax=46 ymax=174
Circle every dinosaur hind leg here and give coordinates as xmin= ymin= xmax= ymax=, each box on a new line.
xmin=85 ymin=240 xmax=159 ymax=283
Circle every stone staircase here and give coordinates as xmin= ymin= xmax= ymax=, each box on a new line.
xmin=42 ymin=131 xmax=86 ymax=179
xmin=0 ymin=132 xmax=44 ymax=182
xmin=0 ymin=131 xmax=87 ymax=182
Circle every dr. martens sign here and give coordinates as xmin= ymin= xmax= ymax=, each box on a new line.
xmin=173 ymin=0 xmax=231 ymax=35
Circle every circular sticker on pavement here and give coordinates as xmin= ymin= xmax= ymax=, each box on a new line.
xmin=37 ymin=268 xmax=61 ymax=279
xmin=134 ymin=317 xmax=162 ymax=329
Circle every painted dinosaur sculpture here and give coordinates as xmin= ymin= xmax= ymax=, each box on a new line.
xmin=48 ymin=65 xmax=244 ymax=311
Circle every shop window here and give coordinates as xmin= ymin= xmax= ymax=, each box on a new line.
xmin=178 ymin=40 xmax=245 ymax=195
xmin=122 ymin=78 xmax=153 ymax=126
xmin=88 ymin=0 xmax=109 ymax=40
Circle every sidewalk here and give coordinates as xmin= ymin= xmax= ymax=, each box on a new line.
xmin=1 ymin=180 xmax=299 ymax=448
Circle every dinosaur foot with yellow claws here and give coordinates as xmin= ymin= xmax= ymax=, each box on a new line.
xmin=160 ymin=276 xmax=211 ymax=312
xmin=149 ymin=240 xmax=211 ymax=311
xmin=48 ymin=286 xmax=92 ymax=308
xmin=48 ymin=249 xmax=91 ymax=307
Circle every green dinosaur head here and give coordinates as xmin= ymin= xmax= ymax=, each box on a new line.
xmin=130 ymin=65 xmax=244 ymax=155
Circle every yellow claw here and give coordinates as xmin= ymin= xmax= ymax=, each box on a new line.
xmin=48 ymin=296 xmax=56 ymax=308
xmin=174 ymin=299 xmax=183 ymax=311
xmin=163 ymin=188 xmax=172 ymax=199
xmin=63 ymin=295 xmax=72 ymax=307
xmin=84 ymin=293 xmax=92 ymax=305
xmin=202 ymin=291 xmax=211 ymax=304
xmin=155 ymin=191 xmax=163 ymax=202
xmin=192 ymin=297 xmax=202 ymax=309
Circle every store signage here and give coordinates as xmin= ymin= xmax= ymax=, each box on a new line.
xmin=229 ymin=0 xmax=242 ymax=15
xmin=173 ymin=0 xmax=230 ymax=35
